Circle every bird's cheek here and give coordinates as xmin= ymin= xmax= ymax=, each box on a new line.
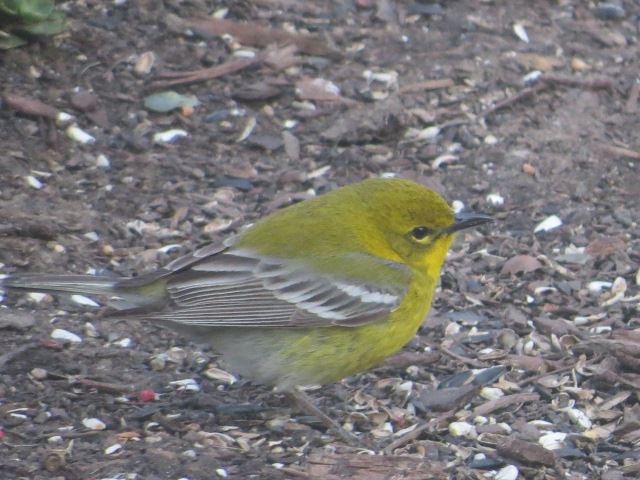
xmin=387 ymin=237 xmax=414 ymax=262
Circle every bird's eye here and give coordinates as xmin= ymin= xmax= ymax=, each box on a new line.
xmin=411 ymin=226 xmax=432 ymax=240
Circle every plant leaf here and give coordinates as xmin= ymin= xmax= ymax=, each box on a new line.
xmin=0 ymin=30 xmax=27 ymax=48
xmin=9 ymin=0 xmax=55 ymax=23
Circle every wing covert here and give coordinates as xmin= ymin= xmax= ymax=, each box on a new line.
xmin=144 ymin=247 xmax=410 ymax=328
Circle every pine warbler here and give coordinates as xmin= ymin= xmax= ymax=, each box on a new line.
xmin=3 ymin=178 xmax=490 ymax=390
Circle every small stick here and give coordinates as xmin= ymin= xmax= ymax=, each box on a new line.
xmin=479 ymin=84 xmax=546 ymax=118
xmin=441 ymin=346 xmax=487 ymax=368
xmin=288 ymin=388 xmax=360 ymax=445
xmin=383 ymin=409 xmax=456 ymax=454
xmin=541 ymin=74 xmax=614 ymax=90
xmin=480 ymin=73 xmax=614 ymax=118
xmin=625 ymin=82 xmax=639 ymax=113
xmin=74 ymin=378 xmax=134 ymax=394
xmin=472 ymin=392 xmax=540 ymax=417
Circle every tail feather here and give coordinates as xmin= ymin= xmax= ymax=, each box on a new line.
xmin=2 ymin=273 xmax=118 ymax=295
xmin=1 ymin=273 xmax=159 ymax=311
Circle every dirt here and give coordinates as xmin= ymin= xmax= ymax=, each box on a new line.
xmin=1 ymin=1 xmax=639 ymax=479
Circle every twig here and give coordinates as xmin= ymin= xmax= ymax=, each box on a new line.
xmin=288 ymin=388 xmax=360 ymax=445
xmin=153 ymin=56 xmax=262 ymax=88
xmin=472 ymin=392 xmax=540 ymax=417
xmin=185 ymin=17 xmax=341 ymax=59
xmin=480 ymin=73 xmax=614 ymax=118
xmin=602 ymin=144 xmax=640 ymax=160
xmin=399 ymin=78 xmax=454 ymax=93
xmin=73 ymin=378 xmax=134 ymax=394
xmin=43 ymin=430 xmax=102 ymax=440
xmin=383 ymin=409 xmax=456 ymax=454
xmin=278 ymin=466 xmax=310 ymax=478
xmin=479 ymin=83 xmax=546 ymax=118
xmin=541 ymin=74 xmax=614 ymax=90
xmin=441 ymin=346 xmax=487 ymax=368
xmin=3 ymin=94 xmax=60 ymax=121
xmin=518 ymin=364 xmax=577 ymax=387
xmin=625 ymin=82 xmax=639 ymax=113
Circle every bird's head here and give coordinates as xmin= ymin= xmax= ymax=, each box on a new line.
xmin=353 ymin=178 xmax=492 ymax=270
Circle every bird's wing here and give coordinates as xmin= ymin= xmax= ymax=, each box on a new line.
xmin=133 ymin=246 xmax=411 ymax=328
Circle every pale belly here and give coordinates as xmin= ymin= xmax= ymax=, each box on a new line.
xmin=206 ymin=306 xmax=427 ymax=390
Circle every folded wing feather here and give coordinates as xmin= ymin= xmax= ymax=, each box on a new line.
xmin=140 ymin=247 xmax=409 ymax=328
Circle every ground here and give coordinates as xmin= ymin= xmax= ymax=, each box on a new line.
xmin=1 ymin=1 xmax=639 ymax=479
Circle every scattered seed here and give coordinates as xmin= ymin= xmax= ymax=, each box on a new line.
xmin=204 ymin=367 xmax=237 ymax=385
xmin=307 ymin=165 xmax=331 ymax=179
xmin=51 ymin=329 xmax=82 ymax=343
xmin=233 ymin=49 xmax=257 ymax=59
xmin=66 ymin=125 xmax=96 ymax=144
xmin=236 ymin=116 xmax=257 ymax=143
xmin=158 ymin=244 xmax=182 ymax=254
xmin=27 ymin=292 xmax=49 ymax=303
xmin=25 ymin=175 xmax=43 ymax=189
xmin=534 ymin=215 xmax=562 ymax=233
xmin=56 ymin=112 xmax=75 ymax=125
xmin=182 ymin=449 xmax=197 ymax=459
xmin=105 ymin=443 xmax=122 ymax=455
xmin=451 ymin=200 xmax=465 ymax=213
xmin=114 ymin=337 xmax=133 ymax=348
xmin=539 ymin=431 xmax=567 ymax=450
xmin=449 ymin=422 xmax=477 ymax=439
xmin=167 ymin=347 xmax=187 ymax=363
xmin=153 ymin=129 xmax=189 ymax=144
xmin=513 ymin=23 xmax=529 ymax=43
xmin=589 ymin=325 xmax=612 ymax=334
xmin=567 ymin=408 xmax=592 ymax=430
xmin=31 ymin=368 xmax=48 ymax=380
xmin=496 ymin=465 xmax=519 ymax=480
xmin=534 ymin=286 xmax=557 ymax=295
xmin=432 ymin=154 xmax=458 ymax=169
xmin=170 ymin=378 xmax=200 ymax=392
xmin=363 ymin=69 xmax=399 ymax=89
xmin=84 ymin=322 xmax=99 ymax=337
xmin=486 ymin=193 xmax=504 ymax=206
xmin=149 ymin=354 xmax=167 ymax=371
xmin=480 ymin=387 xmax=504 ymax=401
xmin=445 ymin=322 xmax=461 ymax=336
xmin=588 ymin=281 xmax=612 ymax=294
xmin=611 ymin=276 xmax=627 ymax=295
xmin=95 ymin=154 xmax=111 ymax=169
xmin=82 ymin=418 xmax=106 ymax=430
xmin=84 ymin=231 xmax=100 ymax=242
xmin=71 ymin=295 xmax=100 ymax=307
xmin=571 ymin=57 xmax=591 ymax=72
xmin=405 ymin=126 xmax=440 ymax=142
xmin=134 ymin=51 xmax=156 ymax=76
xmin=522 ymin=70 xmax=542 ymax=85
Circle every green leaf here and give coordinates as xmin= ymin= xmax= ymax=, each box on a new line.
xmin=0 ymin=2 xmax=19 ymax=15
xmin=0 ymin=31 xmax=27 ymax=48
xmin=5 ymin=0 xmax=55 ymax=23
xmin=19 ymin=16 xmax=65 ymax=35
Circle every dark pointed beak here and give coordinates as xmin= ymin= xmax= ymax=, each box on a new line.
xmin=444 ymin=211 xmax=493 ymax=234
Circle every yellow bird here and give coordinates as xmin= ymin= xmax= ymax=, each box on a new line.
xmin=2 ymin=178 xmax=491 ymax=441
